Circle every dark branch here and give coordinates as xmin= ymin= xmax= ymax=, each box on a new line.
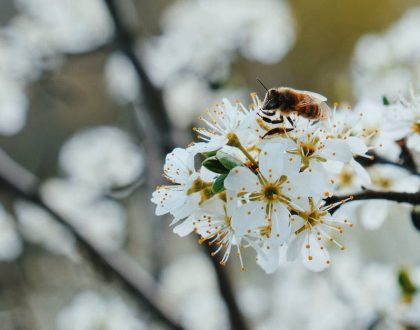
xmin=103 ymin=0 xmax=174 ymax=154
xmin=355 ymin=152 xmax=419 ymax=177
xmin=102 ymin=1 xmax=249 ymax=329
xmin=0 ymin=151 xmax=183 ymax=330
xmin=203 ymin=244 xmax=249 ymax=330
xmin=397 ymin=138 xmax=418 ymax=174
xmin=325 ymin=190 xmax=420 ymax=214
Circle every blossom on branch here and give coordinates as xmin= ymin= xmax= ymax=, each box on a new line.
xmin=151 ymin=88 xmax=418 ymax=273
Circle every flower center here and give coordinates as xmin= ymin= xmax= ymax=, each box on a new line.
xmin=301 ymin=142 xmax=317 ymax=157
xmin=339 ymin=168 xmax=353 ymax=186
xmin=373 ymin=176 xmax=393 ymax=190
xmin=262 ymin=184 xmax=281 ymax=202
xmin=295 ymin=210 xmax=326 ymax=234
xmin=412 ymin=121 xmax=420 ymax=134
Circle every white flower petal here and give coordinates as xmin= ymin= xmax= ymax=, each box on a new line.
xmin=269 ymin=204 xmax=290 ymax=245
xmin=152 ymin=187 xmax=187 ymax=216
xmin=164 ymin=148 xmax=195 ymax=183
xmin=173 ymin=216 xmax=195 ymax=237
xmin=350 ymin=158 xmax=371 ymax=184
xmin=320 ymin=139 xmax=352 ymax=163
xmin=286 ymin=232 xmax=305 ymax=261
xmin=302 ymin=232 xmax=330 ymax=272
xmin=407 ymin=133 xmax=420 ymax=152
xmin=346 ymin=136 xmax=369 ymax=155
xmin=224 ymin=166 xmax=260 ymax=193
xmin=256 ymin=245 xmax=282 ymax=274
xmin=231 ymin=201 xmax=266 ymax=236
xmin=360 ymin=200 xmax=389 ymax=230
xmin=171 ymin=193 xmax=200 ymax=220
xmin=259 ymin=143 xmax=285 ymax=180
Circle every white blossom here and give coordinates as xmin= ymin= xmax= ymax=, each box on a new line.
xmin=104 ymin=52 xmax=140 ymax=105
xmin=352 ymin=7 xmax=420 ymax=100
xmin=59 ymin=126 xmax=144 ymax=191
xmin=0 ymin=204 xmax=23 ymax=261
xmin=41 ymin=179 xmax=127 ymax=252
xmin=14 ymin=200 xmax=80 ymax=262
xmin=56 ymin=291 xmax=146 ymax=330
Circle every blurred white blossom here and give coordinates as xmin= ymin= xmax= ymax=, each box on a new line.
xmin=161 ymin=254 xmax=229 ymax=330
xmin=41 ymin=179 xmax=127 ymax=252
xmin=14 ymin=0 xmax=113 ymax=54
xmin=0 ymin=204 xmax=22 ymax=261
xmin=56 ymin=291 xmax=146 ymax=330
xmin=143 ymin=0 xmax=295 ymax=86
xmin=0 ymin=78 xmax=28 ymax=135
xmin=14 ymin=200 xmax=80 ymax=262
xmin=352 ymin=7 xmax=420 ymax=101
xmin=59 ymin=126 xmax=144 ymax=191
xmin=105 ymin=52 xmax=140 ymax=105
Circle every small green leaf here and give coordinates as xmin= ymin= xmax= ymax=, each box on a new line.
xmin=200 ymin=150 xmax=218 ymax=159
xmin=398 ymin=268 xmax=417 ymax=297
xmin=382 ymin=96 xmax=390 ymax=106
xmin=212 ymin=174 xmax=227 ymax=193
xmin=202 ymin=157 xmax=229 ymax=174
xmin=216 ymin=151 xmax=242 ymax=170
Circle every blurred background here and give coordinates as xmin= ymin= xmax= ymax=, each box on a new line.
xmin=1 ymin=0 xmax=420 ymax=329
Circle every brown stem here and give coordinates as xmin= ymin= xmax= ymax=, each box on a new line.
xmin=325 ymin=190 xmax=420 ymax=214
xmin=0 ymin=150 xmax=183 ymax=330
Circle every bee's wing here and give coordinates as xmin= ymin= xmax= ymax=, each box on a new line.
xmin=318 ymin=101 xmax=331 ymax=119
xmin=295 ymin=94 xmax=331 ymax=119
xmin=296 ymin=90 xmax=328 ymax=102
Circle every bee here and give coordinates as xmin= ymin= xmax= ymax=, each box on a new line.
xmin=255 ymin=79 xmax=331 ymax=138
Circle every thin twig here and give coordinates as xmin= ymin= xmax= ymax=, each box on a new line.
xmin=325 ymin=190 xmax=420 ymax=214
xmin=355 ymin=153 xmax=420 ymax=177
xmin=102 ymin=1 xmax=249 ymax=329
xmin=0 ymin=150 xmax=183 ymax=330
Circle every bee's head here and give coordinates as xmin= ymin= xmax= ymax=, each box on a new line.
xmin=262 ymin=88 xmax=283 ymax=110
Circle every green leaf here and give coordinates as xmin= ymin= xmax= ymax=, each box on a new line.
xmin=202 ymin=157 xmax=229 ymax=174
xmin=216 ymin=151 xmax=242 ymax=170
xmin=382 ymin=96 xmax=390 ymax=106
xmin=212 ymin=174 xmax=227 ymax=193
xmin=200 ymin=150 xmax=218 ymax=159
xmin=398 ymin=269 xmax=417 ymax=296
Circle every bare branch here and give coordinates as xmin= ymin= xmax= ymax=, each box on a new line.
xmin=101 ymin=1 xmax=249 ymax=328
xmin=0 ymin=150 xmax=183 ymax=330
xmin=325 ymin=190 xmax=420 ymax=214
xmin=355 ymin=152 xmax=419 ymax=177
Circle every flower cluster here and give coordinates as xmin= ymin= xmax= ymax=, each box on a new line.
xmin=152 ymin=93 xmax=373 ymax=273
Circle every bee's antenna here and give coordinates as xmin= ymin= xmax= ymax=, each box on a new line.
xmin=256 ymin=77 xmax=269 ymax=92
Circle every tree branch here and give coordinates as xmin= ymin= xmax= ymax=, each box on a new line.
xmin=355 ymin=152 xmax=419 ymax=177
xmin=325 ymin=190 xmax=420 ymax=214
xmin=102 ymin=1 xmax=249 ymax=329
xmin=103 ymin=0 xmax=173 ymax=154
xmin=0 ymin=151 xmax=183 ymax=330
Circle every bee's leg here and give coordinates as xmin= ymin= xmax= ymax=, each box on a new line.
xmin=260 ymin=109 xmax=277 ymax=117
xmin=256 ymin=117 xmax=272 ymax=131
xmin=262 ymin=127 xmax=294 ymax=138
xmin=286 ymin=116 xmax=295 ymax=127
xmin=258 ymin=113 xmax=285 ymax=124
